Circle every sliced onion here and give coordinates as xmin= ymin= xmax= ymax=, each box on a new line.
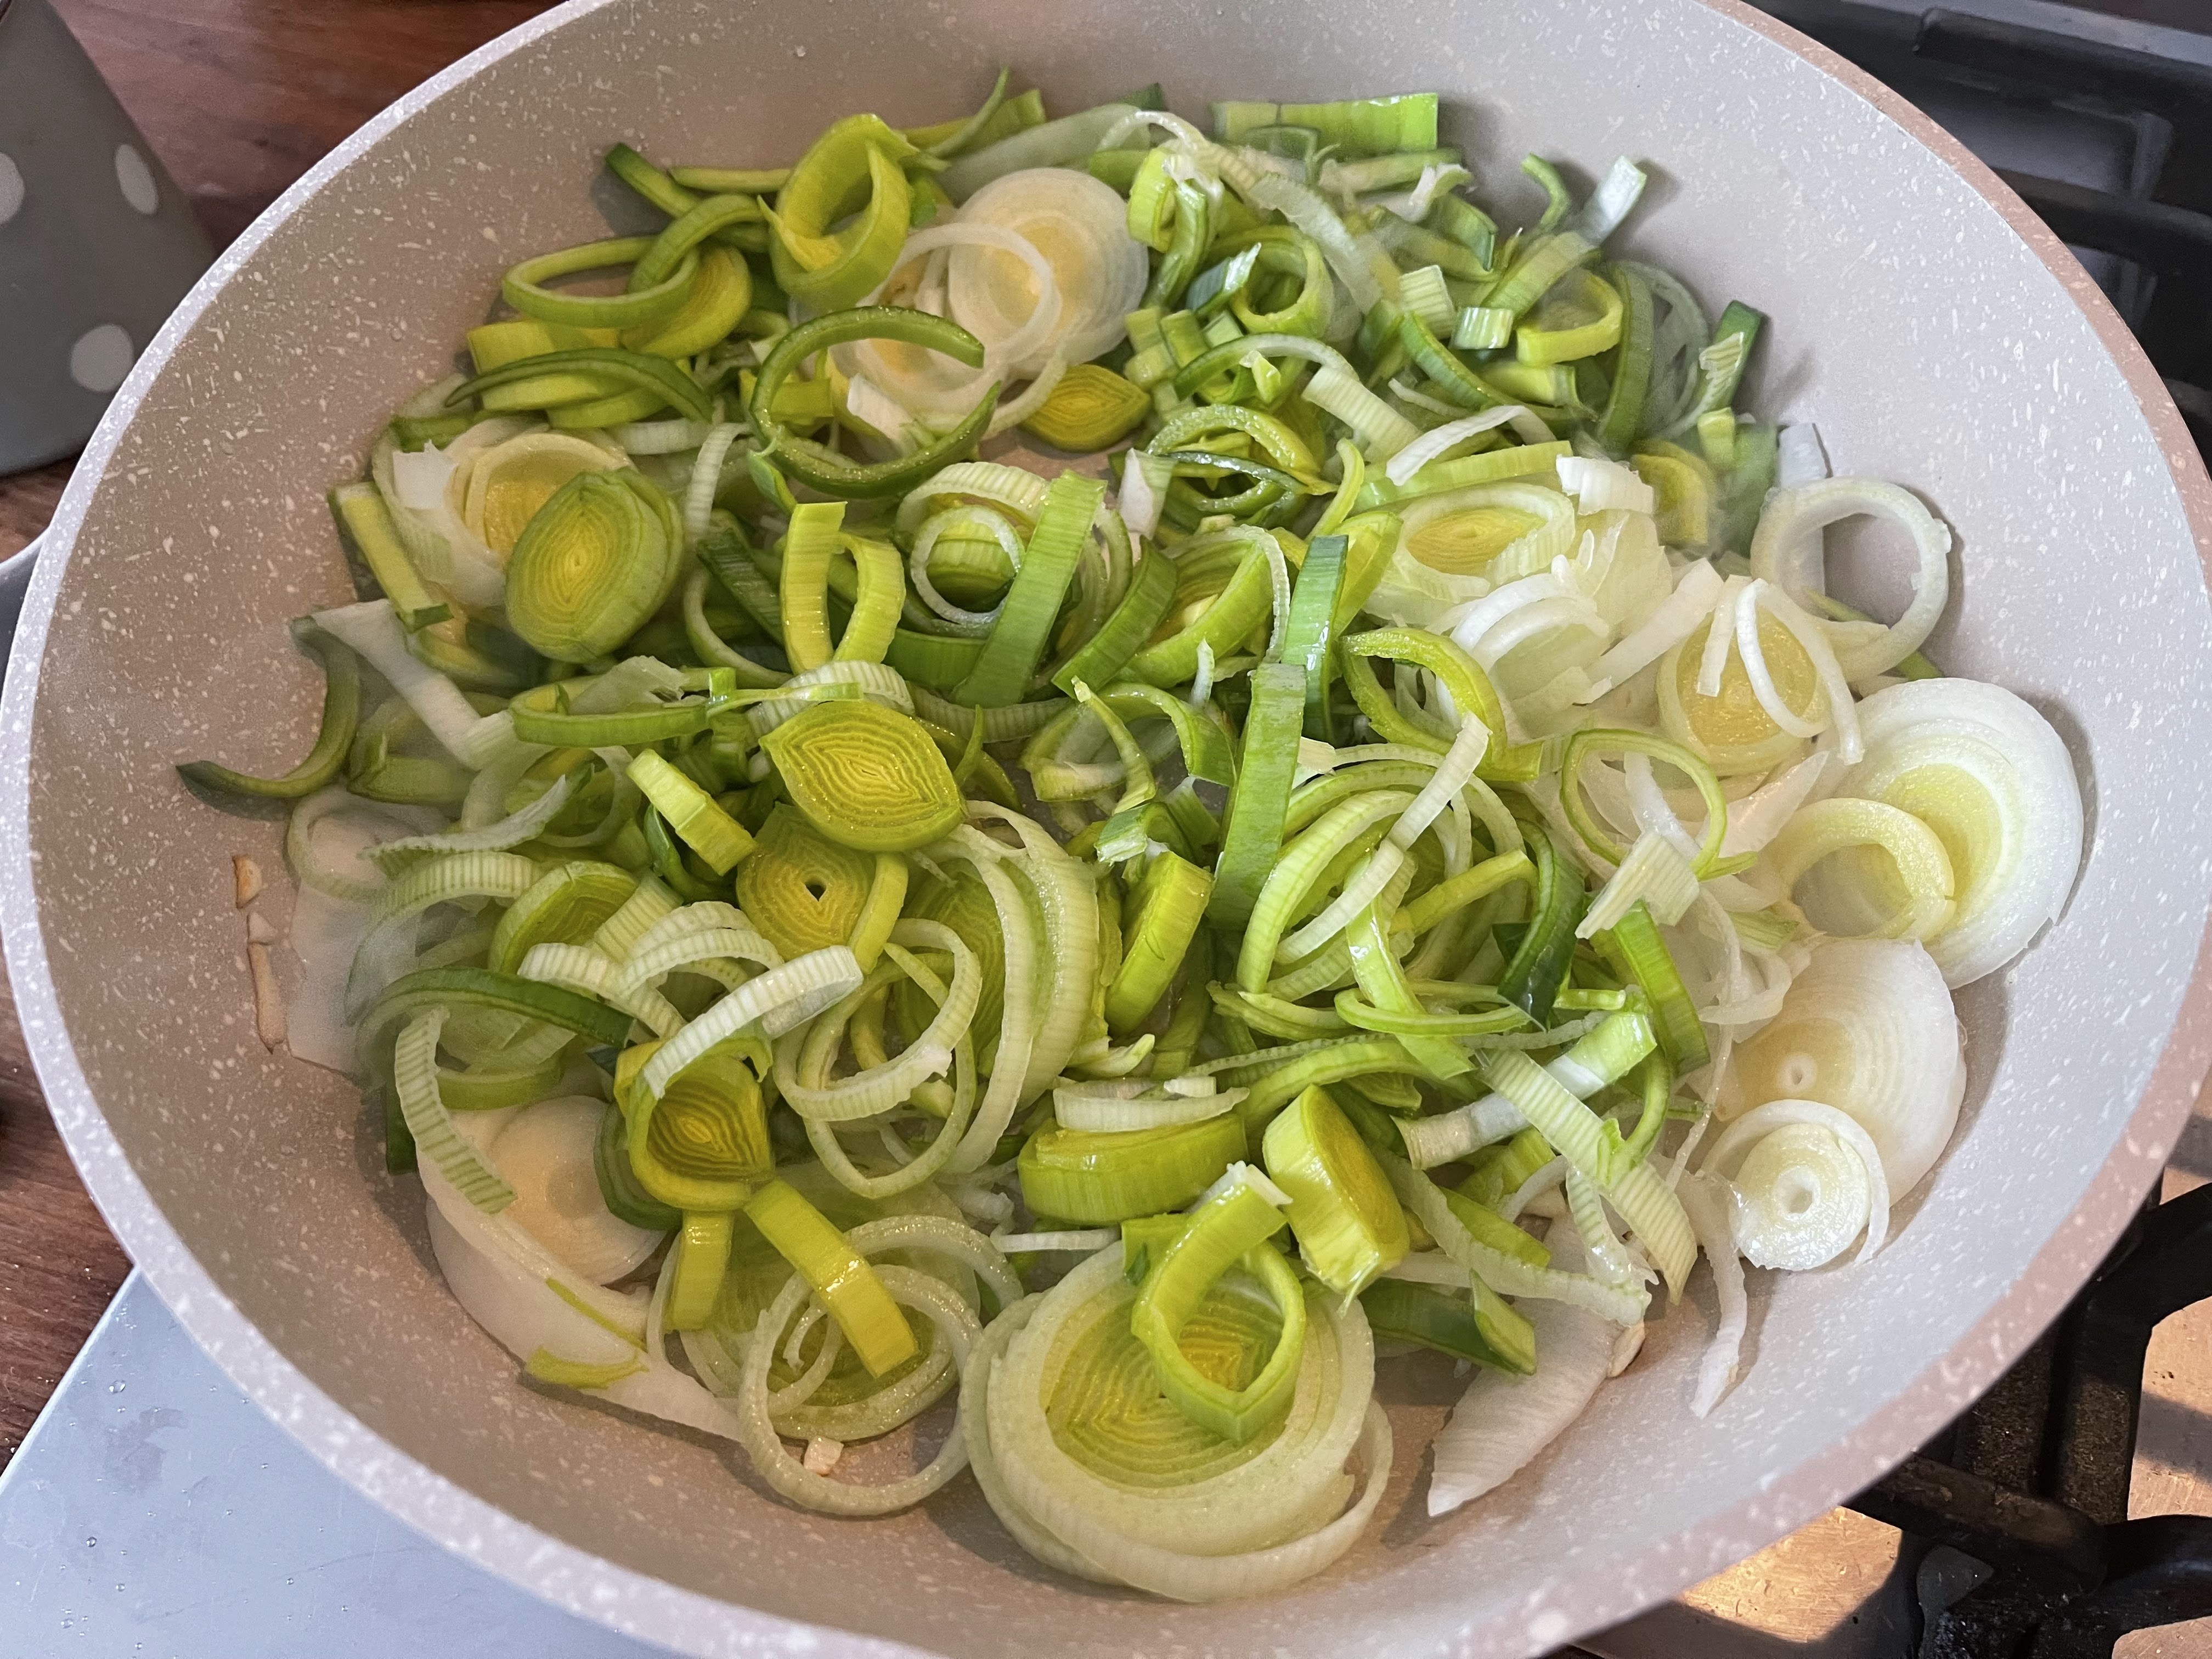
xmin=1578 ymin=558 xmax=1725 ymax=703
xmin=1750 ymin=477 xmax=1951 ymax=680
xmin=285 ymin=882 xmax=371 ymax=1074
xmin=1679 ymin=1172 xmax=1749 ymax=1417
xmin=1719 ymin=752 xmax=1833 ymax=857
xmin=1705 ymin=1097 xmax=1890 ymax=1268
xmin=952 ymin=169 xmax=1148 ymax=371
xmin=491 ymin=1097 xmax=664 ymax=1283
xmin=1424 ymin=1226 xmax=1615 ymax=1515
xmin=1722 ymin=937 xmax=1962 ymax=1193
xmin=1831 ymin=678 xmax=2083 ymax=987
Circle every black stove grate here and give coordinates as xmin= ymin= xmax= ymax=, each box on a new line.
xmin=1761 ymin=3 xmax=2212 ymax=459
xmin=1847 ymin=1181 xmax=2212 ymax=1656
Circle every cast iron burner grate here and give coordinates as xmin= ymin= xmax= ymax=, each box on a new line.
xmin=1843 ymin=1180 xmax=2212 ymax=1655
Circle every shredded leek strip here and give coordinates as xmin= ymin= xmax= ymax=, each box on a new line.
xmin=179 ymin=620 xmax=361 ymax=799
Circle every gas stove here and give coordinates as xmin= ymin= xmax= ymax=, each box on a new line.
xmin=4 ymin=4 xmax=2210 ymax=1657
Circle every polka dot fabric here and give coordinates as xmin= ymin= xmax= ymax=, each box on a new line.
xmin=0 ymin=0 xmax=210 ymax=471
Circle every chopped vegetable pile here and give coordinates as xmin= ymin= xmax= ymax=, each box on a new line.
xmin=180 ymin=75 xmax=2085 ymax=1599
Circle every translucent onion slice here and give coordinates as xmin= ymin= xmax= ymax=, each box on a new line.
xmin=491 ymin=1097 xmax=665 ymax=1283
xmin=839 ymin=223 xmax=1062 ymax=425
xmin=1750 ymin=477 xmax=1951 ymax=681
xmin=1704 ymin=1098 xmax=1890 ymax=1269
xmin=1721 ymin=936 xmax=1962 ymax=1194
xmin=951 ymin=168 xmax=1148 ymax=372
xmin=1831 ymin=678 xmax=2083 ymax=988
xmin=1424 ymin=1226 xmax=1616 ymax=1515
xmin=1679 ymin=1172 xmax=1749 ymax=1418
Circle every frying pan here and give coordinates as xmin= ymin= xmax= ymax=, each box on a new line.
xmin=5 ymin=2 xmax=2212 ymax=1654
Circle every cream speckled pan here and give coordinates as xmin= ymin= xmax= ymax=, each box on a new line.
xmin=6 ymin=2 xmax=2212 ymax=1654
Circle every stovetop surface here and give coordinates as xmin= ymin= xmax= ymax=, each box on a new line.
xmin=0 ymin=1277 xmax=666 ymax=1659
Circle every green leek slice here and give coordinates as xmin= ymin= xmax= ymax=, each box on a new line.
xmin=1049 ymin=551 xmax=1178 ymax=697
xmin=1359 ymin=1277 xmax=1534 ymax=1374
xmin=766 ymin=115 xmax=918 ymax=313
xmin=752 ymin=308 xmax=994 ymax=500
xmin=594 ymin=1103 xmax=681 ymax=1231
xmin=1209 ymin=662 xmax=1307 ymax=928
xmin=733 ymin=805 xmax=878 ymax=960
xmin=178 ymin=620 xmax=360 ymax=799
xmin=1212 ymin=95 xmax=1437 ymax=157
xmin=954 ymin=471 xmax=1105 ymax=708
xmin=667 ymin=1209 xmax=736 ymax=1332
xmin=1262 ymin=1086 xmax=1408 ymax=1294
xmin=1018 ymin=1115 xmax=1244 ymax=1225
xmin=1593 ymin=901 xmax=1710 ymax=1072
xmin=1131 ymin=1178 xmax=1304 ymax=1444
xmin=504 ymin=470 xmax=681 ymax=663
xmin=329 ymin=484 xmax=450 ymax=630
xmin=501 ymin=237 xmax=700 ymax=332
xmin=617 ymin=1037 xmax=773 ymax=1210
xmin=1496 ymin=825 xmax=1584 ymax=1026
xmin=759 ymin=699 xmax=965 ymax=853
xmin=490 ymin=861 xmax=637 ymax=974
xmin=1106 ymin=850 xmax=1212 ymax=1035
xmin=744 ymin=1177 xmax=921 ymax=1376
xmin=628 ymin=751 xmax=755 ymax=874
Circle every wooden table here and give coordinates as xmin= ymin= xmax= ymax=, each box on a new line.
xmin=0 ymin=0 xmax=558 ymax=1463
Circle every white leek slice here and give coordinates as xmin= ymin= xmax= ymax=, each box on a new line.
xmin=1679 ymin=1172 xmax=1748 ymax=1417
xmin=1385 ymin=405 xmax=1549 ymax=484
xmin=1052 ymin=1086 xmax=1243 ymax=1133
xmin=1750 ymin=477 xmax=1951 ymax=680
xmin=639 ymin=945 xmax=865 ymax=1099
xmin=311 ymin=599 xmax=514 ymax=768
xmin=951 ymin=169 xmax=1148 ymax=371
xmin=365 ymin=771 xmax=578 ymax=871
xmin=1565 ymin=156 xmax=1647 ymax=242
xmin=1424 ymin=1226 xmax=1616 ymax=1516
xmin=1304 ymin=364 xmax=1421 ymax=463
xmin=395 ymin=1008 xmax=514 ymax=1213
xmin=1557 ymin=454 xmax=1655 ymax=515
xmin=994 ymin=1228 xmax=1120 ymax=1254
xmin=975 ymin=1245 xmax=1391 ymax=1598
xmin=1722 ymin=936 xmax=1962 ymax=1194
xmin=492 ymin=1098 xmax=665 ymax=1283
xmin=1831 ymin=679 xmax=2083 ymax=988
xmin=1705 ymin=1098 xmax=1889 ymax=1269
xmin=1388 ymin=1155 xmax=1647 ymax=1325
xmin=1578 ymin=827 xmax=1700 ymax=938
xmin=1577 ymin=558 xmax=1724 ymax=701
xmin=1117 ymin=450 xmax=1172 ymax=538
